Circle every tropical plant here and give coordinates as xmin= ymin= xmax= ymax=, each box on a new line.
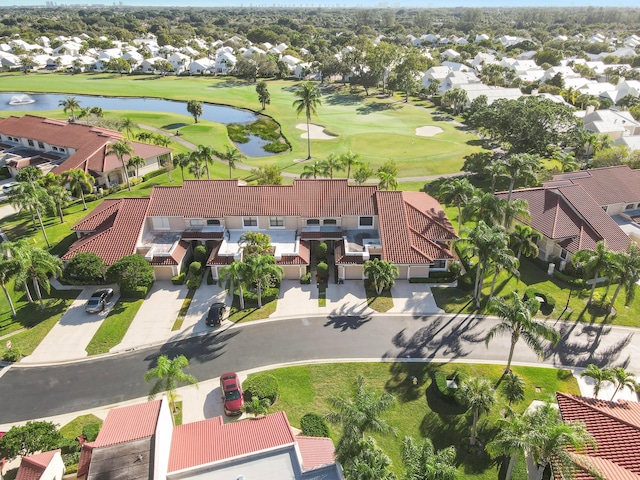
xmin=574 ymin=241 xmax=613 ymax=304
xmin=0 ymin=421 xmax=63 ymax=460
xmin=377 ymin=161 xmax=398 ymax=191
xmin=144 ymin=354 xmax=198 ymax=415
xmin=363 ymin=259 xmax=399 ymax=295
xmin=501 ymin=153 xmax=540 ymax=202
xmin=61 ymin=169 xmax=93 ymax=210
xmin=0 ymin=257 xmax=19 ymax=317
xmin=173 ymin=152 xmax=191 ymax=182
xmin=439 ymin=177 xmax=475 ymax=233
xmin=500 ymin=372 xmax=526 ymax=405
xmin=106 ymin=139 xmax=134 ymax=191
xmin=580 ymin=364 xmax=614 ymax=399
xmin=187 ymin=150 xmax=206 ymax=179
xmin=238 ymin=232 xmax=272 ymax=256
xmin=300 ymin=160 xmax=328 ymax=179
xmin=46 ymin=185 xmax=72 ymax=223
xmin=353 ymin=164 xmax=375 ymax=185
xmin=553 ymin=150 xmax=579 ymax=173
xmin=59 ymin=96 xmax=81 ymax=121
xmin=245 ymin=396 xmax=271 ymax=417
xmin=197 ymin=144 xmax=216 ymax=180
xmin=321 ymin=153 xmax=345 ymax=179
xmin=242 ymin=254 xmax=283 ymax=308
xmin=502 ymin=197 xmax=530 ymax=229
xmin=609 ymin=366 xmax=637 ymax=401
xmin=486 ymin=293 xmax=561 ymax=373
xmin=215 ymin=145 xmax=244 ymax=180
xmin=509 ymin=224 xmax=541 ymax=261
xmin=256 ymin=81 xmax=271 ymax=110
xmin=486 ymin=412 xmax=531 ymax=480
xmin=346 ymin=437 xmax=397 ymax=480
xmin=8 ymin=181 xmax=53 ymax=248
xmin=127 ymin=155 xmax=146 ymax=178
xmin=609 ymin=243 xmax=640 ymax=308
xmin=14 ymin=245 xmax=63 ymax=310
xmin=293 ymin=82 xmax=322 ymax=159
xmin=219 ymin=261 xmax=246 ymax=310
xmin=483 ymin=161 xmax=507 ymax=193
xmin=442 ymin=88 xmax=468 ymax=115
xmin=456 ymin=376 xmax=496 ymax=445
xmin=119 ymin=117 xmax=137 ymax=139
xmin=402 ymin=436 xmax=458 ymax=480
xmin=186 ymin=99 xmax=203 ymax=123
xmin=340 ymin=151 xmax=362 ymax=180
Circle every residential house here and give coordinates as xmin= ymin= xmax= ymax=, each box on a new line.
xmin=15 ymin=450 xmax=65 ymax=480
xmin=474 ymin=33 xmax=490 ymax=44
xmin=440 ymin=49 xmax=460 ymax=61
xmin=75 ymin=398 xmax=342 ymax=480
xmin=214 ymin=51 xmax=236 ymax=74
xmin=189 ymin=57 xmax=215 ymax=75
xmin=456 ymin=83 xmax=523 ymax=106
xmin=139 ymin=57 xmax=167 ymax=74
xmin=63 ymin=180 xmax=458 ymax=282
xmin=167 ymin=52 xmax=191 ymax=74
xmin=576 ymin=108 xmax=640 ymax=140
xmin=0 ymin=115 xmax=172 ymax=187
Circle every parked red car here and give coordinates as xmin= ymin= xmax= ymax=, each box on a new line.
xmin=219 ymin=372 xmax=244 ymax=416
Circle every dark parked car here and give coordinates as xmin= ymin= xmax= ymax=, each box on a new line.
xmin=220 ymin=372 xmax=244 ymax=416
xmin=85 ymin=288 xmax=114 ymax=313
xmin=206 ymin=302 xmax=226 ymax=327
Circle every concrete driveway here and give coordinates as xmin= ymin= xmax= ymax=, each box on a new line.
xmin=171 ymin=282 xmax=228 ymax=340
xmin=26 ymin=287 xmax=120 ymax=363
xmin=388 ymin=281 xmax=445 ymax=315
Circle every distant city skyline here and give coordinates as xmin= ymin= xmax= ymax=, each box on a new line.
xmin=3 ymin=0 xmax=640 ymax=7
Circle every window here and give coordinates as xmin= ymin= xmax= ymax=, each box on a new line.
xmin=189 ymin=219 xmax=205 ymax=227
xmin=269 ymin=217 xmax=284 ymax=228
xmin=243 ymin=216 xmax=258 ymax=227
xmin=602 ymin=206 xmax=608 ymax=212
xmin=625 ymin=204 xmax=636 ymax=211
xmin=207 ymin=219 xmax=221 ymax=226
xmin=323 ymin=219 xmax=337 ymax=225
xmin=27 ymin=139 xmax=34 ymax=147
xmin=52 ymin=146 xmax=59 ymax=151
xmin=38 ymin=142 xmax=44 ymax=149
xmin=306 ymin=219 xmax=320 ymax=226
xmin=560 ymin=249 xmax=569 ymax=260
xmin=359 ymin=216 xmax=374 ymax=227
xmin=433 ymin=260 xmax=446 ymax=269
xmin=152 ymin=217 xmax=170 ymax=231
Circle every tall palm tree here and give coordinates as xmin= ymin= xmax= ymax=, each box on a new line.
xmin=377 ymin=170 xmax=398 ymax=191
xmin=347 ymin=437 xmax=396 ymax=480
xmin=509 ymin=225 xmax=541 ymax=262
xmin=580 ymin=364 xmax=614 ymax=399
xmin=574 ymin=241 xmax=612 ymax=304
xmin=106 ymin=139 xmax=134 ymax=192
xmin=8 ymin=181 xmax=52 ymax=248
xmin=486 ymin=412 xmax=530 ymax=480
xmin=340 ymin=151 xmax=362 ymax=180
xmin=127 ymin=155 xmax=146 ymax=178
xmin=321 ymin=153 xmax=345 ymax=179
xmin=402 ymin=436 xmax=457 ymax=480
xmin=500 ymin=372 xmax=526 ymax=405
xmin=188 ymin=150 xmax=206 ymax=179
xmin=173 ymin=153 xmax=191 ymax=182
xmin=3 ymin=240 xmax=35 ymax=304
xmin=483 ymin=161 xmax=507 ymax=193
xmin=486 ymin=293 xmax=561 ymax=373
xmin=59 ymin=96 xmax=81 ymax=122
xmin=439 ymin=177 xmax=475 ymax=233
xmin=0 ymin=257 xmax=19 ymax=317
xmin=47 ymin=185 xmax=72 ymax=223
xmin=502 ymin=197 xmax=530 ymax=229
xmin=553 ymin=151 xmax=579 ymax=173
xmin=120 ymin=117 xmax=137 ymax=139
xmin=488 ymin=244 xmax=519 ymax=298
xmin=219 ymin=261 xmax=246 ymax=310
xmin=363 ymin=259 xmax=399 ymax=295
xmin=197 ymin=144 xmax=216 ymax=180
xmin=300 ymin=160 xmax=328 ymax=179
xmin=14 ymin=246 xmax=63 ymax=310
xmin=242 ymin=254 xmax=283 ymax=308
xmin=293 ymin=82 xmax=322 ymax=160
xmin=144 ymin=354 xmax=198 ymax=416
xmin=61 ymin=169 xmax=93 ymax=210
xmin=609 ymin=243 xmax=640 ymax=308
xmin=215 ymin=146 xmax=244 ymax=180
xmin=456 ymin=376 xmax=496 ymax=445
xmin=465 ymin=191 xmax=502 ymax=227
xmin=502 ymin=154 xmax=540 ymax=202
xmin=326 ymin=375 xmax=397 ymax=464
xmin=609 ymin=367 xmax=637 ymax=401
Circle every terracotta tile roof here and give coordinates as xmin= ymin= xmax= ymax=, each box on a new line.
xmin=300 ymin=230 xmax=343 ymax=240
xmin=296 ymin=436 xmax=336 ymax=470
xmin=334 ymin=240 xmax=365 ymax=265
xmin=557 ymin=393 xmax=640 ymax=479
xmin=149 ymin=240 xmax=190 ymax=266
xmin=278 ymin=240 xmax=310 ymax=266
xmin=93 ymin=400 xmax=162 ymax=448
xmin=72 ymin=199 xmax=122 ymax=232
xmin=16 ymin=450 xmax=60 ymax=480
xmin=77 ymin=443 xmax=94 ymax=478
xmin=63 ymin=198 xmax=150 ymax=265
xmin=148 ymin=179 xmax=378 ymax=218
xmin=168 ymin=411 xmax=296 ymax=473
xmin=496 ymin=186 xmax=630 ymax=253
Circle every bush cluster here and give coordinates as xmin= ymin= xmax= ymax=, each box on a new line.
xmin=142 ymin=167 xmax=168 ymax=181
xmin=82 ymin=423 xmax=101 ymax=442
xmin=194 ymin=245 xmax=208 ymax=263
xmin=121 ymin=285 xmax=150 ymax=299
xmin=316 ymin=262 xmax=328 ymax=281
xmin=300 ymin=413 xmax=330 ymax=437
xmin=243 ymin=373 xmax=280 ymax=404
xmin=263 ymin=142 xmax=289 ymax=153
xmin=171 ymin=273 xmax=186 ymax=285
xmin=300 ymin=272 xmax=311 ymax=284
xmin=186 ymin=274 xmax=202 ymax=290
xmin=2 ymin=347 xmax=23 ymax=362
xmin=189 ymin=261 xmax=202 ymax=276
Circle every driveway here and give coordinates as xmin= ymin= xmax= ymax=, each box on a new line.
xmin=171 ymin=282 xmax=228 ymax=340
xmin=26 ymin=287 xmax=120 ymax=363
xmin=388 ymin=281 xmax=445 ymax=315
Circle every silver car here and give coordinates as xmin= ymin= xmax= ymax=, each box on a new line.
xmin=85 ymin=288 xmax=114 ymax=313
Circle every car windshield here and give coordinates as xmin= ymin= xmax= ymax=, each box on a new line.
xmin=224 ymin=390 xmax=241 ymax=401
xmin=87 ymin=299 xmax=100 ymax=305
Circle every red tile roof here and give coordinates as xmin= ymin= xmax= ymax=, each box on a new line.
xmin=63 ymin=198 xmax=150 ymax=265
xmin=149 ymin=240 xmax=190 ymax=266
xmin=334 ymin=240 xmax=365 ymax=265
xmin=296 ymin=436 xmax=336 ymax=470
xmin=278 ymin=240 xmax=310 ymax=266
xmin=168 ymin=411 xmax=297 ymax=473
xmin=16 ymin=450 xmax=60 ymax=480
xmin=77 ymin=443 xmax=94 ymax=478
xmin=93 ymin=399 xmax=162 ymax=448
xmin=72 ymin=199 xmax=122 ymax=232
xmin=557 ymin=393 xmax=640 ymax=479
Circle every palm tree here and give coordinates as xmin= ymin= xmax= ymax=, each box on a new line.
xmin=215 ymin=146 xmax=244 ymax=180
xmin=456 ymin=376 xmax=496 ymax=445
xmin=488 ymin=245 xmax=519 ymax=298
xmin=402 ymin=436 xmax=457 ymax=480
xmin=300 ymin=160 xmax=328 ymax=179
xmin=363 ymin=259 xmax=399 ymax=295
xmin=119 ymin=117 xmax=137 ymax=139
xmin=377 ymin=170 xmax=398 ymax=190
xmin=293 ymin=82 xmax=322 ymax=160
xmin=3 ymin=240 xmax=35 ymax=304
xmin=106 ymin=139 xmax=134 ymax=192
xmin=136 ymin=131 xmax=153 ymax=144
xmin=127 ymin=155 xmax=146 ymax=178
xmin=574 ymin=241 xmax=612 ymax=304
xmin=47 ymin=185 xmax=72 ymax=223
xmin=553 ymin=150 xmax=579 ymax=173
xmin=59 ymin=96 xmax=81 ymax=122
xmin=144 ymin=354 xmax=198 ymax=416
xmin=0 ymin=257 xmax=19 ymax=317
xmin=486 ymin=413 xmax=530 ymax=480
xmin=439 ymin=177 xmax=475 ymax=233
xmin=509 ymin=225 xmax=541 ymax=262
xmin=502 ymin=154 xmax=540 ymax=202
xmin=188 ymin=150 xmax=206 ymax=179
xmin=483 ymin=162 xmax=507 ymax=193
xmin=347 ymin=437 xmax=396 ymax=480
xmin=609 ymin=243 xmax=640 ymax=308
xmin=502 ymin=197 xmax=530 ymax=229
xmin=14 ymin=246 xmax=63 ymax=310
xmin=242 ymin=254 xmax=283 ymax=308
xmin=173 ymin=153 xmax=191 ymax=182
xmin=8 ymin=181 xmax=52 ymax=248
xmin=580 ymin=364 xmax=614 ymax=399
xmin=501 ymin=372 xmax=526 ymax=405
xmin=321 ymin=153 xmax=345 ymax=179
xmin=486 ymin=293 xmax=561 ymax=373
xmin=219 ymin=261 xmax=246 ymax=310
xmin=196 ymin=144 xmax=216 ymax=180
xmin=61 ymin=169 xmax=93 ymax=210
xmin=340 ymin=151 xmax=362 ymax=180
xmin=465 ymin=191 xmax=503 ymax=227
xmin=326 ymin=375 xmax=397 ymax=464
xmin=593 ymin=134 xmax=613 ymax=155
xmin=245 ymin=397 xmax=271 ymax=417
xmin=609 ymin=367 xmax=637 ymax=401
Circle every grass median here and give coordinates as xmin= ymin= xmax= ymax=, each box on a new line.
xmin=85 ymin=298 xmax=144 ymax=355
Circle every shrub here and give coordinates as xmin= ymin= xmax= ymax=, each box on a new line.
xmin=243 ymin=373 xmax=280 ymax=404
xmin=300 ymin=272 xmax=311 ymax=284
xmin=106 ymin=254 xmax=154 ymax=292
xmin=62 ymin=451 xmax=80 ymax=469
xmin=121 ymin=285 xmax=150 ymax=299
xmin=128 ymin=177 xmax=143 ymax=187
xmin=186 ymin=274 xmax=202 ymax=290
xmin=82 ymin=423 xmax=101 ymax=442
xmin=263 ymin=142 xmax=289 ymax=153
xmin=189 ymin=261 xmax=202 ymax=276
xmin=63 ymin=252 xmax=106 ymax=284
xmin=448 ymin=262 xmax=462 ymax=280
xmin=171 ymin=273 xmax=186 ymax=285
xmin=590 ymin=292 xmax=611 ymax=311
xmin=2 ymin=347 xmax=23 ymax=362
xmin=227 ymin=123 xmax=249 ymax=143
xmin=194 ymin=245 xmax=208 ymax=263
xmin=142 ymin=167 xmax=167 ymax=181
xmin=83 ymin=193 xmax=100 ymax=202
xmin=300 ymin=413 xmax=330 ymax=437
xmin=316 ymin=262 xmax=328 ymax=281
xmin=108 ymin=184 xmax=123 ymax=194
xmin=315 ymin=242 xmax=328 ymax=261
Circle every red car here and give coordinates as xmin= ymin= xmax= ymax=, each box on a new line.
xmin=220 ymin=372 xmax=244 ymax=416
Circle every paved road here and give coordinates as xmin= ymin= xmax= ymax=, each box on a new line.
xmin=1 ymin=313 xmax=638 ymax=423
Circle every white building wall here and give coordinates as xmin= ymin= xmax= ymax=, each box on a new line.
xmin=153 ymin=397 xmax=174 ymax=480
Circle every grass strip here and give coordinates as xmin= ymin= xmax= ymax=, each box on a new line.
xmin=85 ymin=298 xmax=144 ymax=355
xmin=172 ymin=289 xmax=195 ymax=331
xmin=366 ymin=288 xmax=393 ymax=312
xmin=59 ymin=414 xmax=103 ymax=439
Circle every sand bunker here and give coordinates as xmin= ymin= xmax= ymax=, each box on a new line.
xmin=416 ymin=126 xmax=444 ymax=137
xmin=296 ymin=123 xmax=338 ymax=140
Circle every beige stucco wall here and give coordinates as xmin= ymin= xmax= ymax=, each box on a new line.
xmin=340 ymin=265 xmax=364 ymax=280
xmin=281 ymin=265 xmax=304 ymax=280
xmin=408 ymin=265 xmax=430 ymax=278
xmin=154 ymin=266 xmax=176 ymax=280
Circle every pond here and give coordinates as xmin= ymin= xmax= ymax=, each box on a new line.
xmin=0 ymin=92 xmax=274 ymax=156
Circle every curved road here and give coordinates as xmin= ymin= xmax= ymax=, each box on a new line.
xmin=1 ymin=313 xmax=638 ymax=423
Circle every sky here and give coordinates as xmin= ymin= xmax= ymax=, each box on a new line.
xmin=2 ymin=0 xmax=639 ymax=7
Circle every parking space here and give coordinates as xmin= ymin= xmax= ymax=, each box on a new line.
xmin=388 ymin=281 xmax=444 ymax=315
xmin=171 ymin=281 xmax=228 ymax=341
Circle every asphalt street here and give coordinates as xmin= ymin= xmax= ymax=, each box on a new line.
xmin=1 ymin=313 xmax=638 ymax=423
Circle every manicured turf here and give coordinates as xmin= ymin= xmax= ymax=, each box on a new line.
xmin=366 ymin=288 xmax=394 ymax=312
xmin=59 ymin=414 xmax=103 ymax=439
xmin=227 ymin=286 xmax=278 ymax=323
xmin=249 ymin=362 xmax=580 ymax=479
xmin=85 ymin=298 xmax=144 ymax=355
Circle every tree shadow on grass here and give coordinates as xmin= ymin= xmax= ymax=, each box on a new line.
xmin=385 ymin=361 xmax=436 ymax=402
xmin=162 ymin=122 xmax=189 ymax=130
xmin=132 ymin=75 xmax=163 ymax=81
xmin=355 ymin=102 xmax=400 ymax=115
xmin=324 ymin=93 xmax=364 ymax=106
xmin=50 ymin=232 xmax=78 ymax=257
xmin=208 ymin=79 xmax=250 ymax=89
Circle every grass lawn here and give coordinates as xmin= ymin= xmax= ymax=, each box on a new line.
xmin=0 ymin=287 xmax=80 ymax=359
xmin=0 ymin=72 xmax=483 ymax=177
xmin=59 ymin=414 xmax=103 ymax=439
xmin=85 ymin=298 xmax=144 ymax=355
xmin=227 ymin=286 xmax=278 ymax=323
xmin=172 ymin=288 xmax=195 ymax=331
xmin=366 ymin=288 xmax=394 ymax=312
xmin=249 ymin=362 xmax=579 ymax=479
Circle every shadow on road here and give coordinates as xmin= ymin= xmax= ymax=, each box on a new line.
xmin=145 ymin=328 xmax=242 ymax=365
xmin=324 ymin=314 xmax=371 ymax=331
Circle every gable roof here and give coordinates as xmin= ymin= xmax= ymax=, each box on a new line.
xmin=296 ymin=436 xmax=336 ymax=470
xmin=62 ymin=197 xmax=150 ymax=265
xmin=93 ymin=399 xmax=162 ymax=448
xmin=168 ymin=411 xmax=297 ymax=473
xmin=16 ymin=450 xmax=60 ymax=480
xmin=557 ymin=393 xmax=640 ymax=479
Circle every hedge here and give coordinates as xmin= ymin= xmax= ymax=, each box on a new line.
xmin=171 ymin=273 xmax=186 ymax=285
xmin=243 ymin=373 xmax=280 ymax=404
xmin=300 ymin=272 xmax=311 ymax=284
xmin=82 ymin=423 xmax=101 ymax=442
xmin=186 ymin=274 xmax=202 ymax=290
xmin=142 ymin=167 xmax=168 ymax=181
xmin=121 ymin=285 xmax=150 ymax=299
xmin=300 ymin=413 xmax=330 ymax=437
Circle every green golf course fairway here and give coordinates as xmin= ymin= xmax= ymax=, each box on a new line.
xmin=0 ymin=72 xmax=482 ymax=177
